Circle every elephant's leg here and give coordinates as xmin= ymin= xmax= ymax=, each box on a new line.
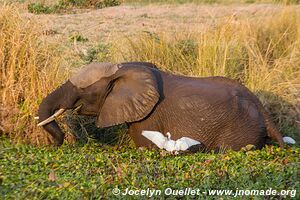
xmin=214 ymin=98 xmax=268 ymax=151
xmin=217 ymin=125 xmax=267 ymax=151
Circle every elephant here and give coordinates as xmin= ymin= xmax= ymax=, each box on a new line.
xmin=38 ymin=62 xmax=285 ymax=151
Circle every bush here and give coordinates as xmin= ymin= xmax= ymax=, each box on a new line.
xmin=68 ymin=33 xmax=89 ymax=43
xmin=81 ymin=43 xmax=112 ymax=63
xmin=66 ymin=0 xmax=121 ymax=8
xmin=27 ymin=3 xmax=54 ymax=14
xmin=27 ymin=0 xmax=121 ymax=14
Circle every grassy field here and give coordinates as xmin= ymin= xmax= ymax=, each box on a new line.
xmin=0 ymin=1 xmax=300 ymax=199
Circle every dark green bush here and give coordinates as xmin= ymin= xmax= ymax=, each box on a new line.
xmin=98 ymin=0 xmax=122 ymax=8
xmin=274 ymin=0 xmax=300 ymax=4
xmin=67 ymin=0 xmax=121 ymax=8
xmin=27 ymin=3 xmax=54 ymax=14
xmin=68 ymin=33 xmax=89 ymax=43
xmin=82 ymin=43 xmax=112 ymax=63
xmin=28 ymin=0 xmax=121 ymax=14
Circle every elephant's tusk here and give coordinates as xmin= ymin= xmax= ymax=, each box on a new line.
xmin=72 ymin=104 xmax=82 ymax=113
xmin=37 ymin=108 xmax=65 ymax=126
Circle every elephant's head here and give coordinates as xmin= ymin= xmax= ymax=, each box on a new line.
xmin=38 ymin=62 xmax=160 ymax=145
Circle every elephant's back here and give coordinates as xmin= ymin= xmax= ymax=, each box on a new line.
xmin=161 ymin=73 xmax=241 ymax=109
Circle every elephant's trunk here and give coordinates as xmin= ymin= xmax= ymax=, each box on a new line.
xmin=38 ymin=81 xmax=79 ymax=145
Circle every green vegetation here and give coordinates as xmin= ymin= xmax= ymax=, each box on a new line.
xmin=81 ymin=43 xmax=112 ymax=63
xmin=27 ymin=2 xmax=56 ymax=14
xmin=28 ymin=0 xmax=121 ymax=14
xmin=68 ymin=33 xmax=89 ymax=43
xmin=66 ymin=0 xmax=121 ymax=8
xmin=0 ymin=137 xmax=299 ymax=199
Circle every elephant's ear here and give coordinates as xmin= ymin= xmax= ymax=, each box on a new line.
xmin=96 ymin=66 xmax=160 ymax=128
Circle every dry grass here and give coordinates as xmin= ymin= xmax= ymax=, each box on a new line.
xmin=0 ymin=5 xmax=74 ymax=145
xmin=113 ymin=7 xmax=300 ymax=140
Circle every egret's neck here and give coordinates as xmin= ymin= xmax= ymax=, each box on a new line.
xmin=166 ymin=132 xmax=171 ymax=140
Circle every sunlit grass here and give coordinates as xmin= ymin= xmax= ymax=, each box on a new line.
xmin=0 ymin=5 xmax=72 ymax=145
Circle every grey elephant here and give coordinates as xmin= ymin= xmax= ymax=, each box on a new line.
xmin=38 ymin=62 xmax=287 ymax=151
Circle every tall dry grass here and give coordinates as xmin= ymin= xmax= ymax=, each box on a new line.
xmin=113 ymin=8 xmax=300 ymax=140
xmin=0 ymin=5 xmax=73 ymax=145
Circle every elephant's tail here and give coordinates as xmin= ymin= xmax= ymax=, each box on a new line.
xmin=262 ymin=112 xmax=284 ymax=148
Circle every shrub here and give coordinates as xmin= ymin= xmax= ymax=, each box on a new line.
xmin=66 ymin=0 xmax=121 ymax=8
xmin=81 ymin=43 xmax=112 ymax=63
xmin=27 ymin=0 xmax=121 ymax=14
xmin=27 ymin=2 xmax=54 ymax=14
xmin=68 ymin=33 xmax=89 ymax=43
